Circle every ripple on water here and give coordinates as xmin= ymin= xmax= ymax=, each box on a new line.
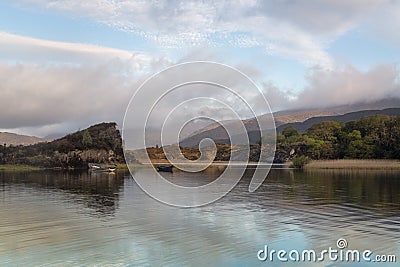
xmin=0 ymin=169 xmax=399 ymax=266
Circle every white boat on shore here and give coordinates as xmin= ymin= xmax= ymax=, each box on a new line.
xmin=88 ymin=163 xmax=116 ymax=172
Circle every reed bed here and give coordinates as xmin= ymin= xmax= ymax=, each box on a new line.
xmin=305 ymin=159 xmax=400 ymax=170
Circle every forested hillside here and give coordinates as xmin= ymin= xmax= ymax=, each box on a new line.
xmin=0 ymin=123 xmax=124 ymax=169
xmin=275 ymin=114 xmax=400 ymax=162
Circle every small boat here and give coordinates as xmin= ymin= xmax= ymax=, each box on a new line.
xmin=88 ymin=163 xmax=116 ymax=172
xmin=156 ymin=165 xmax=173 ymax=173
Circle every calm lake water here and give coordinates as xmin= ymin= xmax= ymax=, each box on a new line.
xmin=0 ymin=167 xmax=399 ymax=266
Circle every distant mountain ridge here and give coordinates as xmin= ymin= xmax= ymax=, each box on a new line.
xmin=277 ymin=108 xmax=400 ymax=133
xmin=179 ymin=98 xmax=400 ymax=148
xmin=273 ymin=97 xmax=400 ymax=117
xmin=0 ymin=132 xmax=52 ymax=146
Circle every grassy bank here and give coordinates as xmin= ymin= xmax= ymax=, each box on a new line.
xmin=304 ymin=159 xmax=400 ymax=170
xmin=115 ymin=163 xmax=129 ymax=169
xmin=0 ymin=164 xmax=44 ymax=172
xmin=3 ymin=160 xmax=398 ymax=171
xmin=0 ymin=163 xmax=129 ymax=172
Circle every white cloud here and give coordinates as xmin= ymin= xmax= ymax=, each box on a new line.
xmin=0 ymin=32 xmax=173 ymax=136
xmin=364 ymin=1 xmax=400 ymax=45
xmin=16 ymin=0 xmax=392 ymax=68
xmin=0 ymin=63 xmax=132 ymax=128
xmin=0 ymin=33 xmax=271 ymax=139
xmin=294 ymin=64 xmax=400 ymax=108
xmin=1 ymin=32 xmax=398 ymax=138
xmin=0 ymin=32 xmax=133 ymax=59
xmin=0 ymin=32 xmax=171 ymax=75
xmin=255 ymin=64 xmax=400 ymax=111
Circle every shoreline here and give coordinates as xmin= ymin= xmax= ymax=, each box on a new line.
xmin=0 ymin=163 xmax=129 ymax=172
xmin=0 ymin=164 xmax=45 ymax=172
xmin=1 ymin=159 xmax=400 ymax=172
xmin=304 ymin=159 xmax=400 ymax=170
xmin=128 ymin=159 xmax=400 ymax=170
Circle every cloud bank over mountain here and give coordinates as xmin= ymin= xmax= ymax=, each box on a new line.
xmin=1 ymin=1 xmax=399 ymax=137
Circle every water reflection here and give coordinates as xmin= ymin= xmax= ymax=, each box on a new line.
xmin=249 ymin=168 xmax=400 ymax=213
xmin=0 ymin=168 xmax=399 ymax=266
xmin=0 ymin=170 xmax=126 ymax=216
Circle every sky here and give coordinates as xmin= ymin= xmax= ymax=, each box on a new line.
xmin=0 ymin=0 xmax=399 ymax=137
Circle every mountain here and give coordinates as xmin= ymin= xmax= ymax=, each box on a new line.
xmin=179 ymin=119 xmax=266 ymax=148
xmin=179 ymin=98 xmax=400 ymax=147
xmin=273 ymin=97 xmax=400 ymax=116
xmin=44 ymin=132 xmax=67 ymax=140
xmin=0 ymin=132 xmax=52 ymax=146
xmin=277 ymin=108 xmax=400 ymax=133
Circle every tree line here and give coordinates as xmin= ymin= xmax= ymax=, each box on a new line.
xmin=275 ymin=114 xmax=400 ymax=162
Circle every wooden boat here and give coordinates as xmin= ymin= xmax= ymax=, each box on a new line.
xmin=88 ymin=163 xmax=116 ymax=172
xmin=156 ymin=165 xmax=173 ymax=173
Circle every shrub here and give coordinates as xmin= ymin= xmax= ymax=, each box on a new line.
xmin=292 ymin=155 xmax=311 ymax=169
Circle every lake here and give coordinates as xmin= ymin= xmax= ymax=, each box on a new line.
xmin=0 ymin=167 xmax=399 ymax=266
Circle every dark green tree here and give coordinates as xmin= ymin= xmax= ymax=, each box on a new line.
xmin=82 ymin=129 xmax=93 ymax=148
xmin=282 ymin=126 xmax=299 ymax=138
xmin=307 ymin=121 xmax=342 ymax=142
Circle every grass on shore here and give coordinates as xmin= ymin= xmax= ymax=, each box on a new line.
xmin=0 ymin=163 xmax=131 ymax=172
xmin=115 ymin=163 xmax=129 ymax=169
xmin=0 ymin=164 xmax=44 ymax=172
xmin=305 ymin=159 xmax=400 ymax=170
xmin=2 ymin=160 xmax=399 ymax=171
